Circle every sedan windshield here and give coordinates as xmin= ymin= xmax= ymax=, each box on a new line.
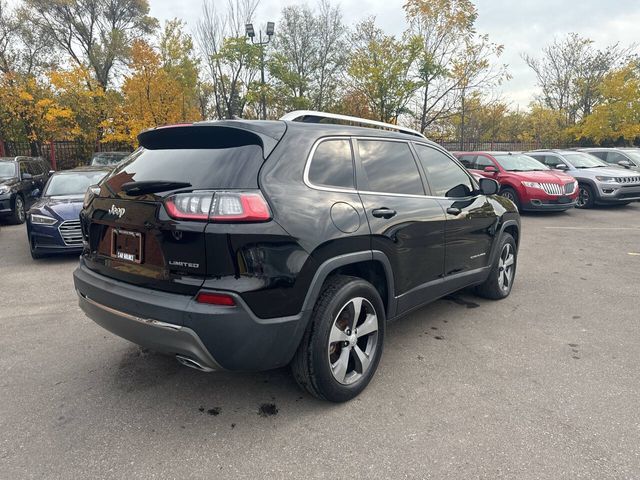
xmin=493 ymin=154 xmax=549 ymax=172
xmin=91 ymin=152 xmax=129 ymax=166
xmin=0 ymin=162 xmax=17 ymax=178
xmin=563 ymin=153 xmax=609 ymax=168
xmin=44 ymin=171 xmax=108 ymax=196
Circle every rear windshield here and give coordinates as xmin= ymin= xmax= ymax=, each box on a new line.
xmin=106 ymin=146 xmax=264 ymax=192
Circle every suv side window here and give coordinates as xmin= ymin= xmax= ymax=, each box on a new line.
xmin=308 ymin=139 xmax=354 ymax=189
xmin=19 ymin=162 xmax=29 ymax=177
xmin=358 ymin=140 xmax=424 ymax=195
xmin=589 ymin=151 xmax=607 ymax=161
xmin=27 ymin=161 xmax=41 ymax=176
xmin=458 ymin=155 xmax=476 ymax=169
xmin=606 ymin=152 xmax=627 ymax=164
xmin=474 ymin=155 xmax=495 ymax=170
xmin=414 ymin=144 xmax=474 ymax=198
xmin=544 ymin=155 xmax=562 ymax=168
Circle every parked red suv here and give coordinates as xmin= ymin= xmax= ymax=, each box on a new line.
xmin=454 ymin=152 xmax=578 ymax=211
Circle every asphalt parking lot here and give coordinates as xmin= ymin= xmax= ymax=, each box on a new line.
xmin=1 ymin=204 xmax=639 ymax=479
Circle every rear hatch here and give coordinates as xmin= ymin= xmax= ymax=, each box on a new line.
xmin=81 ymin=122 xmax=286 ymax=295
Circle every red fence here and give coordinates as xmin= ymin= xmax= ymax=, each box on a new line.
xmin=0 ymin=139 xmax=133 ymax=170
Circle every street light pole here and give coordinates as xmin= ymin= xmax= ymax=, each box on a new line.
xmin=245 ymin=22 xmax=275 ymax=120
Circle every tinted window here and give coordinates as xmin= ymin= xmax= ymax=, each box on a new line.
xmin=414 ymin=144 xmax=474 ymax=197
xmin=588 ymin=151 xmax=607 ymax=160
xmin=474 ymin=156 xmax=495 ymax=170
xmin=44 ymin=171 xmax=109 ymax=196
xmin=308 ymin=139 xmax=354 ymax=189
xmin=358 ymin=140 xmax=424 ymax=195
xmin=106 ymin=146 xmax=263 ymax=193
xmin=27 ymin=161 xmax=41 ymax=175
xmin=19 ymin=162 xmax=29 ymax=175
xmin=458 ymin=155 xmax=476 ymax=168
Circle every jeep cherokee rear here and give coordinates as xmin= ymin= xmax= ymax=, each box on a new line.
xmin=73 ymin=111 xmax=520 ymax=402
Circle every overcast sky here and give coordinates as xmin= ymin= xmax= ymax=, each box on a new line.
xmin=148 ymin=0 xmax=639 ymax=109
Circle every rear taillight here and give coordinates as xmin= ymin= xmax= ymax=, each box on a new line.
xmin=195 ymin=292 xmax=236 ymax=306
xmin=164 ymin=191 xmax=271 ymax=222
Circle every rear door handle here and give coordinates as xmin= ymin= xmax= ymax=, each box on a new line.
xmin=372 ymin=208 xmax=397 ymax=219
xmin=446 ymin=207 xmax=462 ymax=216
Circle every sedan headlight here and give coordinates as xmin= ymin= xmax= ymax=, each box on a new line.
xmin=0 ymin=185 xmax=9 ymax=195
xmin=83 ymin=184 xmax=101 ymax=209
xmin=522 ymin=182 xmax=542 ymax=188
xmin=30 ymin=213 xmax=58 ymax=225
xmin=595 ymin=176 xmax=617 ymax=183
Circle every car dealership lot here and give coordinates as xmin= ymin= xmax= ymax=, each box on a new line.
xmin=1 ymin=205 xmax=640 ymax=479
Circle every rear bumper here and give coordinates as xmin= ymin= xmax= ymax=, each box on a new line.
xmin=73 ymin=261 xmax=309 ymax=371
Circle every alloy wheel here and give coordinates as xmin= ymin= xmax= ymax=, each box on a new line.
xmin=327 ymin=297 xmax=379 ymax=385
xmin=502 ymin=191 xmax=515 ymax=202
xmin=15 ymin=197 xmax=25 ymax=223
xmin=577 ymin=187 xmax=589 ymax=207
xmin=497 ymin=243 xmax=515 ymax=293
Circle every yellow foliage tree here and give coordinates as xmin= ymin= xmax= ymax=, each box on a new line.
xmin=0 ymin=73 xmax=75 ymax=148
xmin=105 ymin=40 xmax=200 ymax=144
xmin=574 ymin=63 xmax=640 ymax=143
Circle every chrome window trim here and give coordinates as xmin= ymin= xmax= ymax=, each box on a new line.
xmin=303 ymin=136 xmax=358 ymax=194
xmin=302 ymin=135 xmax=482 ymax=201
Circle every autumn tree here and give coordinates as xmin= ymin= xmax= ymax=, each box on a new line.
xmin=348 ymin=18 xmax=421 ymax=123
xmin=159 ymin=19 xmax=200 ymax=120
xmin=523 ymin=33 xmax=632 ymax=125
xmin=268 ymin=0 xmax=347 ymax=114
xmin=196 ymin=0 xmax=261 ymax=119
xmin=24 ymin=0 xmax=157 ymax=90
xmin=574 ymin=62 xmax=640 ymax=144
xmin=404 ymin=0 xmax=508 ymax=134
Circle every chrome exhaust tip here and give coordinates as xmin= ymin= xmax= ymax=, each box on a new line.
xmin=176 ymin=354 xmax=215 ymax=372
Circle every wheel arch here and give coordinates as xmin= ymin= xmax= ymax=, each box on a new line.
xmin=301 ymin=251 xmax=396 ymax=319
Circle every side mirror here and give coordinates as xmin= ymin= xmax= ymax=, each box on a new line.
xmin=48 ymin=170 xmax=55 ymax=175
xmin=555 ymin=163 xmax=568 ymax=171
xmin=22 ymin=172 xmax=33 ymax=180
xmin=31 ymin=188 xmax=41 ymax=198
xmin=479 ymin=178 xmax=499 ymax=196
xmin=618 ymin=160 xmax=632 ymax=168
xmin=483 ymin=166 xmax=498 ymax=173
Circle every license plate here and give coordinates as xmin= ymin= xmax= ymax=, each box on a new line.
xmin=557 ymin=196 xmax=571 ymax=204
xmin=111 ymin=229 xmax=143 ymax=264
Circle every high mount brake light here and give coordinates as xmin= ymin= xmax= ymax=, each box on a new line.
xmin=164 ymin=191 xmax=271 ymax=222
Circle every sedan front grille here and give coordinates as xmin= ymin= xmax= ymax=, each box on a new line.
xmin=564 ymin=182 xmax=575 ymax=194
xmin=539 ymin=183 xmax=564 ymax=195
xmin=59 ymin=219 xmax=83 ymax=246
xmin=615 ymin=176 xmax=640 ymax=184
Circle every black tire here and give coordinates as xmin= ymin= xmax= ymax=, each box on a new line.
xmin=291 ymin=275 xmax=386 ymax=402
xmin=576 ymin=184 xmax=595 ymax=209
xmin=476 ymin=233 xmax=517 ymax=300
xmin=9 ymin=194 xmax=26 ymax=224
xmin=500 ymin=187 xmax=520 ymax=210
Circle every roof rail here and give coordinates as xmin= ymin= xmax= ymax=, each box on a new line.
xmin=280 ymin=110 xmax=426 ymax=139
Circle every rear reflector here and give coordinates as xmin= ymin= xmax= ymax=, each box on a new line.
xmin=195 ymin=292 xmax=236 ymax=306
xmin=165 ymin=190 xmax=271 ymax=222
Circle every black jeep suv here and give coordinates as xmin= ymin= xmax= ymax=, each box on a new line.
xmin=73 ymin=111 xmax=520 ymax=402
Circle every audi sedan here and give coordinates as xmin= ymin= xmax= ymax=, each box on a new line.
xmin=26 ymin=167 xmax=110 ymax=259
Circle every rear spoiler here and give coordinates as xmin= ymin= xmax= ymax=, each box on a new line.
xmin=137 ymin=121 xmax=287 ymax=159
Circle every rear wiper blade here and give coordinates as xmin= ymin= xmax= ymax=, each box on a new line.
xmin=121 ymin=180 xmax=192 ymax=195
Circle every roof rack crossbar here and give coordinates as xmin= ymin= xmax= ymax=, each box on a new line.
xmin=280 ymin=110 xmax=426 ymax=139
